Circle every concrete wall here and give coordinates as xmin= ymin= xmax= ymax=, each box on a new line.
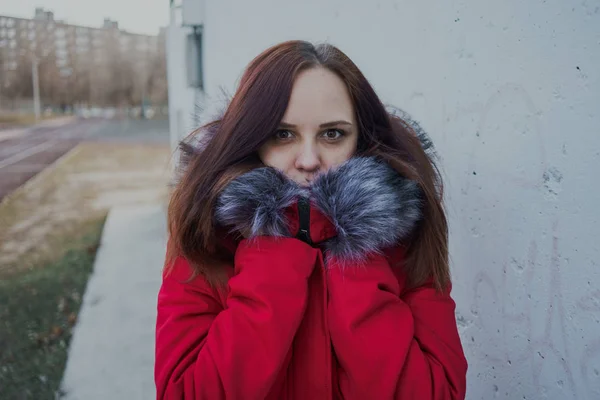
xmin=166 ymin=5 xmax=203 ymax=158
xmin=167 ymin=1 xmax=600 ymax=398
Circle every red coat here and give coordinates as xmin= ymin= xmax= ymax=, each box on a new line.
xmin=155 ymin=204 xmax=467 ymax=399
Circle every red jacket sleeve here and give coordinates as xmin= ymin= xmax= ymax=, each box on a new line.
xmin=155 ymin=237 xmax=319 ymax=399
xmin=326 ymin=253 xmax=467 ymax=400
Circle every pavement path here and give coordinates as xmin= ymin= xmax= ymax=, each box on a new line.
xmin=60 ymin=204 xmax=166 ymax=400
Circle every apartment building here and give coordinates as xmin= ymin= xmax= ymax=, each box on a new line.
xmin=0 ymin=8 xmax=167 ymax=109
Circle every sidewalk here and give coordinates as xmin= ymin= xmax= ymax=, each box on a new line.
xmin=60 ymin=204 xmax=166 ymax=399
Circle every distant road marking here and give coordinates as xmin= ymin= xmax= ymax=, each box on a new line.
xmin=0 ymin=128 xmax=28 ymax=143
xmin=0 ymin=139 xmax=58 ymax=169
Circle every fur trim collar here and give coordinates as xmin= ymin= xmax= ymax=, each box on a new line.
xmin=214 ymin=157 xmax=422 ymax=261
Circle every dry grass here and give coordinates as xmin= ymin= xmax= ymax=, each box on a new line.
xmin=0 ymin=114 xmax=61 ymax=126
xmin=0 ymin=217 xmax=106 ymax=399
xmin=0 ymin=141 xmax=172 ymax=277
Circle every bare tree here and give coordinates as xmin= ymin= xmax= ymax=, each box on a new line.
xmin=5 ymin=55 xmax=34 ymax=100
xmin=146 ymin=50 xmax=168 ymax=105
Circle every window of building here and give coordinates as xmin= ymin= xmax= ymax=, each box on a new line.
xmin=56 ymin=48 xmax=69 ymax=58
xmin=55 ymin=38 xmax=67 ymax=48
xmin=186 ymin=28 xmax=203 ymax=89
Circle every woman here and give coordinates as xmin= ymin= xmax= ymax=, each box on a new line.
xmin=155 ymin=40 xmax=467 ymax=399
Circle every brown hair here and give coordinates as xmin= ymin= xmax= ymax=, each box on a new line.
xmin=167 ymin=40 xmax=450 ymax=291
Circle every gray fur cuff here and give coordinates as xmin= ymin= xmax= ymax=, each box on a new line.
xmin=310 ymin=157 xmax=422 ymax=262
xmin=214 ymin=167 xmax=306 ymax=238
xmin=214 ymin=157 xmax=422 ymax=261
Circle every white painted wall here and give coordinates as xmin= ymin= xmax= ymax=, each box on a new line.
xmin=167 ymin=1 xmax=600 ymax=398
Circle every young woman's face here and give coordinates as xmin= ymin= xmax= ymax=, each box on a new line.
xmin=258 ymin=67 xmax=359 ymax=186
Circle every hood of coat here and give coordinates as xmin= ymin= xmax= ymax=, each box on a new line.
xmin=173 ymin=94 xmax=438 ymax=187
xmin=177 ymin=96 xmax=433 ymax=261
xmin=214 ymin=156 xmax=422 ymax=262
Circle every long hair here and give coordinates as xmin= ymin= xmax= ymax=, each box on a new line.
xmin=167 ymin=40 xmax=450 ymax=291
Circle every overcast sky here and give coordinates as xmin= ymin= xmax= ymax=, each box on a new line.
xmin=1 ymin=0 xmax=170 ymax=35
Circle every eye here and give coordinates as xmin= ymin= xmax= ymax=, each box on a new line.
xmin=322 ymin=129 xmax=345 ymax=141
xmin=274 ymin=130 xmax=294 ymax=141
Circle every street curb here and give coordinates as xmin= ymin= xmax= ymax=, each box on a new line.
xmin=0 ymin=143 xmax=83 ymax=207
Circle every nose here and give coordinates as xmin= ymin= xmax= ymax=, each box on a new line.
xmin=295 ymin=141 xmax=321 ymax=176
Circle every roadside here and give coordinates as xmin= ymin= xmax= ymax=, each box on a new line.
xmin=0 ymin=118 xmax=104 ymax=201
xmin=0 ymin=113 xmax=68 ymax=130
xmin=0 ymin=139 xmax=172 ymax=398
xmin=0 ymin=115 xmax=78 ymax=141
xmin=0 ymin=141 xmax=172 ymax=275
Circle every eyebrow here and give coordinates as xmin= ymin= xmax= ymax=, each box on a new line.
xmin=279 ymin=120 xmax=353 ymax=129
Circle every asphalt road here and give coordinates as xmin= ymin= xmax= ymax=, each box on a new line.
xmin=85 ymin=118 xmax=170 ymax=144
xmin=0 ymin=117 xmax=170 ymax=201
